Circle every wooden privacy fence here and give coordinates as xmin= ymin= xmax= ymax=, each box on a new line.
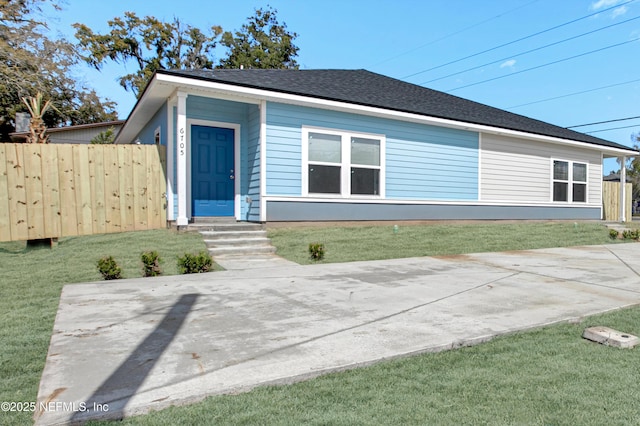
xmin=602 ymin=181 xmax=632 ymax=222
xmin=0 ymin=143 xmax=167 ymax=242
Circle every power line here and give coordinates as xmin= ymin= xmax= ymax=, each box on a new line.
xmin=447 ymin=37 xmax=640 ymax=92
xmin=506 ymin=78 xmax=640 ymax=109
xmin=586 ymin=124 xmax=640 ymax=134
xmin=369 ymin=0 xmax=540 ymax=69
xmin=420 ymin=14 xmax=640 ymax=85
xmin=401 ymin=0 xmax=636 ymax=80
xmin=567 ymin=115 xmax=640 ymax=129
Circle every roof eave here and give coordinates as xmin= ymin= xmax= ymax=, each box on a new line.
xmin=115 ymin=74 xmax=175 ymax=144
xmin=152 ymin=71 xmax=638 ymax=156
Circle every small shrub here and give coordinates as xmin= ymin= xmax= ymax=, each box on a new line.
xmin=177 ymin=251 xmax=213 ymax=274
xmin=609 ymin=229 xmax=620 ymax=239
xmin=97 ymin=256 xmax=122 ymax=280
xmin=622 ymin=229 xmax=640 ymax=240
xmin=141 ymin=250 xmax=162 ymax=277
xmin=309 ymin=243 xmax=325 ymax=261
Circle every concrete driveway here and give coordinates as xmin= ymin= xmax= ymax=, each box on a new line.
xmin=35 ymin=244 xmax=640 ymax=425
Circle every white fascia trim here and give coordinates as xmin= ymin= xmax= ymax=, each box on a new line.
xmin=262 ymin=195 xmax=601 ymax=208
xmin=155 ymin=73 xmax=638 ymax=156
xmin=156 ymin=78 xmax=263 ymax=105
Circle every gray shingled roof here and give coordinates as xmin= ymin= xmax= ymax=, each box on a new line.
xmin=158 ymin=68 xmax=632 ymax=152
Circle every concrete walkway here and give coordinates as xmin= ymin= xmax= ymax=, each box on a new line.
xmin=35 ymin=244 xmax=640 ymax=425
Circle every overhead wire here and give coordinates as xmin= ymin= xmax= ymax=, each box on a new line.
xmin=585 ymin=124 xmax=640 ymax=134
xmin=447 ymin=37 xmax=640 ymax=92
xmin=566 ymin=115 xmax=640 ymax=128
xmin=420 ymin=14 xmax=640 ymax=85
xmin=505 ymin=77 xmax=640 ymax=109
xmin=401 ymin=0 xmax=636 ymax=80
xmin=369 ymin=0 xmax=540 ymax=68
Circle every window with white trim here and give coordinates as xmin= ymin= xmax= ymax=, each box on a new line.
xmin=304 ymin=128 xmax=384 ymax=197
xmin=553 ymin=160 xmax=587 ymax=202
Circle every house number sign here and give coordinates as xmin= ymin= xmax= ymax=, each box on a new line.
xmin=179 ymin=127 xmax=185 ymax=156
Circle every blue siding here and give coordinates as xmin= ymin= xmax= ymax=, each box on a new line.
xmin=134 ymin=102 xmax=167 ymax=146
xmin=187 ymin=95 xmax=250 ymax=124
xmin=265 ymin=102 xmax=479 ymax=200
xmin=246 ymin=105 xmax=261 ymax=221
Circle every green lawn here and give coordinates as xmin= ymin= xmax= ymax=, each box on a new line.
xmin=96 ymin=306 xmax=640 ymax=426
xmin=269 ymin=221 xmax=623 ymax=264
xmin=0 ymin=222 xmax=634 ymax=425
xmin=0 ymin=229 xmax=209 ymax=426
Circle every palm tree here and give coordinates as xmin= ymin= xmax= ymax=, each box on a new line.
xmin=21 ymin=92 xmax=59 ymax=143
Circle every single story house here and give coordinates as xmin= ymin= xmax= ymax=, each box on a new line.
xmin=114 ymin=69 xmax=638 ymax=224
xmin=10 ymin=120 xmax=125 ymax=144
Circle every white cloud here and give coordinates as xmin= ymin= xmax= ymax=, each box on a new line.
xmin=590 ymin=0 xmax=624 ymax=11
xmin=612 ymin=5 xmax=628 ymax=17
xmin=500 ymin=59 xmax=516 ymax=69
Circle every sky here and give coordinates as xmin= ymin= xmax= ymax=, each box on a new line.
xmin=40 ymin=0 xmax=640 ymax=174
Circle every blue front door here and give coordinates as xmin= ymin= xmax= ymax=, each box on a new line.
xmin=191 ymin=125 xmax=235 ymax=216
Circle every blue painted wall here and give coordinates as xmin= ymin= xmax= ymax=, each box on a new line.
xmin=265 ymin=102 xmax=479 ymax=200
xmin=134 ymin=102 xmax=167 ymax=146
xmin=246 ymin=105 xmax=261 ymax=221
xmin=166 ymin=95 xmax=480 ymax=221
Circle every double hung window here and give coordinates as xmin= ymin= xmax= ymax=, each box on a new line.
xmin=304 ymin=128 xmax=384 ymax=197
xmin=553 ymin=160 xmax=587 ymax=202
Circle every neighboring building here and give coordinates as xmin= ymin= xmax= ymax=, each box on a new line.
xmin=114 ymin=69 xmax=638 ymax=224
xmin=10 ymin=120 xmax=124 ymax=144
xmin=603 ymin=172 xmax=631 ymax=182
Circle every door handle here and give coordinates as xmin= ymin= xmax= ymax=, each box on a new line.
xmin=230 ymin=169 xmax=235 ymax=180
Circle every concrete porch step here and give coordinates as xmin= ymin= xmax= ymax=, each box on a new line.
xmin=187 ymin=220 xmax=278 ymax=260
xmin=186 ymin=223 xmax=264 ymax=233
xmin=190 ymin=217 xmax=237 ymax=224
xmin=208 ymin=245 xmax=277 ymax=256
xmin=204 ymin=237 xmax=272 ymax=248
xmin=199 ymin=230 xmax=268 ymax=240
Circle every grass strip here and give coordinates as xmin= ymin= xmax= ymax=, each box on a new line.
xmin=269 ymin=222 xmax=624 ymax=264
xmin=94 ymin=306 xmax=640 ymax=426
xmin=0 ymin=229 xmax=209 ymax=426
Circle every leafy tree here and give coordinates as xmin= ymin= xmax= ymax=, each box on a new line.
xmin=0 ymin=0 xmax=117 ymax=140
xmin=73 ymin=7 xmax=300 ymax=97
xmin=74 ymin=13 xmax=223 ymax=97
xmin=218 ymin=6 xmax=299 ymax=70
xmin=90 ymin=126 xmax=116 ymax=144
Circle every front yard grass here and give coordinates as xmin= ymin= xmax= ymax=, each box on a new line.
xmin=98 ymin=306 xmax=640 ymax=425
xmin=268 ymin=221 xmax=624 ymax=264
xmin=0 ymin=229 xmax=209 ymax=426
xmin=0 ymin=221 xmax=634 ymax=425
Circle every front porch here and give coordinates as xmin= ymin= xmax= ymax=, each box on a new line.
xmin=163 ymin=91 xmax=264 ymax=226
